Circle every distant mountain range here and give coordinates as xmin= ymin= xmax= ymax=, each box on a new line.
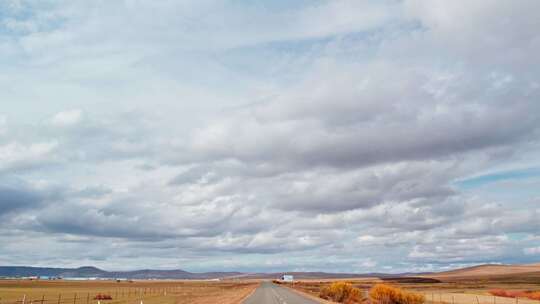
xmin=3 ymin=263 xmax=539 ymax=281
xmin=0 ymin=266 xmax=424 ymax=280
xmin=0 ymin=266 xmax=242 ymax=280
xmin=238 ymin=271 xmax=420 ymax=280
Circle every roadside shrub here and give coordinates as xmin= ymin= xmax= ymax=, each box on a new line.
xmin=490 ymin=289 xmax=511 ymax=297
xmin=370 ymin=284 xmax=424 ymax=304
xmin=528 ymin=292 xmax=540 ymax=301
xmin=320 ymin=282 xmax=363 ymax=304
xmin=489 ymin=289 xmax=540 ymax=300
xmin=93 ymin=294 xmax=113 ymax=300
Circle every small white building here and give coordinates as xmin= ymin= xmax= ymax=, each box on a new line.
xmin=281 ymin=275 xmax=294 ymax=282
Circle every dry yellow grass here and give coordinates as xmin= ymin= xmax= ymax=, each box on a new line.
xmin=287 ymin=277 xmax=540 ymax=304
xmin=320 ymin=282 xmax=363 ymax=303
xmin=421 ymin=292 xmax=540 ymax=304
xmin=0 ymin=280 xmax=258 ymax=304
xmin=370 ymin=284 xmax=425 ymax=304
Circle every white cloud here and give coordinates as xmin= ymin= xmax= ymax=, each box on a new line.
xmin=50 ymin=109 xmax=83 ymax=126
xmin=0 ymin=115 xmax=6 ymax=135
xmin=0 ymin=141 xmax=58 ymax=172
xmin=0 ymin=0 xmax=539 ymax=272
xmin=524 ymin=247 xmax=540 ymax=255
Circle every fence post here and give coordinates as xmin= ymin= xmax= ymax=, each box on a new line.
xmin=57 ymin=294 xmax=61 ymax=304
xmin=41 ymin=295 xmax=45 ymax=304
xmin=73 ymin=293 xmax=77 ymax=304
xmin=86 ymin=293 xmax=89 ymax=304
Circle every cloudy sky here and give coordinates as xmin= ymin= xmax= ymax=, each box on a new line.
xmin=1 ymin=0 xmax=540 ymax=273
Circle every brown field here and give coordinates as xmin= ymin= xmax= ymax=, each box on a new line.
xmin=284 ymin=273 xmax=540 ymax=304
xmin=0 ymin=279 xmax=258 ymax=304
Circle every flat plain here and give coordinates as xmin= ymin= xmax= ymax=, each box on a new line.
xmin=3 ymin=264 xmax=540 ymax=304
xmin=0 ymin=279 xmax=257 ymax=304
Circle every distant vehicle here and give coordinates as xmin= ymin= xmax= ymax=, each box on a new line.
xmin=281 ymin=275 xmax=293 ymax=282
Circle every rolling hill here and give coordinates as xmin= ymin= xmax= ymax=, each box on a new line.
xmin=0 ymin=266 xmax=242 ymax=280
xmin=428 ymin=263 xmax=540 ymax=277
xmin=417 ymin=263 xmax=540 ymax=282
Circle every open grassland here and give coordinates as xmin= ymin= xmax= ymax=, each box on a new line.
xmin=0 ymin=280 xmax=258 ymax=304
xmin=282 ymin=275 xmax=540 ymax=304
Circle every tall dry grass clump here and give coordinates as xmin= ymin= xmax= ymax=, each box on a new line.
xmin=370 ymin=284 xmax=425 ymax=304
xmin=320 ymin=281 xmax=363 ymax=304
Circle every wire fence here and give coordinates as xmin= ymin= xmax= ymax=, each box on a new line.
xmin=422 ymin=292 xmax=540 ymax=304
xmin=0 ymin=286 xmax=182 ymax=304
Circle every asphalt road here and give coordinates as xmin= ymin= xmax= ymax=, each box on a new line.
xmin=243 ymin=281 xmax=321 ymax=304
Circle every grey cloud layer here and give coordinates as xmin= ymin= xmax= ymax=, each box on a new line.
xmin=1 ymin=0 xmax=540 ymax=272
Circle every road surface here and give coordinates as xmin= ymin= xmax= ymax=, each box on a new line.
xmin=243 ymin=281 xmax=321 ymax=304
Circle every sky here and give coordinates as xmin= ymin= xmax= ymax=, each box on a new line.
xmin=1 ymin=0 xmax=540 ymax=273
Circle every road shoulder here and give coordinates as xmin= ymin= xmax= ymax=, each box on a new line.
xmin=280 ymin=284 xmax=337 ymax=304
xmin=236 ymin=282 xmax=260 ymax=304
